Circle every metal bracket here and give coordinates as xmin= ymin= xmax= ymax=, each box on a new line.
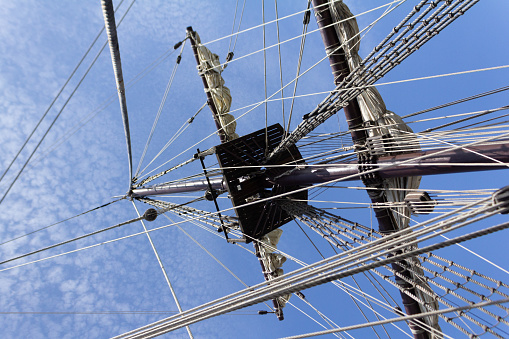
xmin=197 ymin=148 xmax=229 ymax=241
xmin=493 ymin=185 xmax=509 ymax=214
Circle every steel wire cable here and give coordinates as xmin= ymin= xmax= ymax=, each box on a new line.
xmin=284 ymin=298 xmax=509 ymax=339
xmin=403 ymin=85 xmax=509 ymax=119
xmin=111 ymin=190 xmax=503 ymax=334
xmin=269 ymin=0 xmax=481 ymax=159
xmin=0 ymin=0 xmax=125 ymax=186
xmin=134 ymin=3 xmax=408 ymax=183
xmin=135 ymin=41 xmax=187 ymax=178
xmin=297 ymin=210 xmax=509 ymax=336
xmin=115 ymin=201 xmax=508 ymax=338
xmin=0 ymin=198 xmax=122 ymax=247
xmin=0 ymin=0 xmax=137 ymax=205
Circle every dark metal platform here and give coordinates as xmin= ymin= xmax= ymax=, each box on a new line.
xmin=215 ymin=124 xmax=307 ymax=242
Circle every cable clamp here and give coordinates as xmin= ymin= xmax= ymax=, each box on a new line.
xmin=493 ymin=185 xmax=509 ymax=214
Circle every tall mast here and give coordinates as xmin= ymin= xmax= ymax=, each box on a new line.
xmin=187 ymin=26 xmax=232 ymax=143
xmin=186 ymin=27 xmax=288 ymax=320
xmin=311 ymin=1 xmax=431 ymax=337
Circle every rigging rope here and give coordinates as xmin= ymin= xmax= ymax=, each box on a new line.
xmin=132 ymin=3 xmax=403 ymax=183
xmin=403 ymin=85 xmax=509 ymax=119
xmin=275 ymin=0 xmax=287 ymax=133
xmin=0 ymin=1 xmax=137 ymax=206
xmin=283 ymin=202 xmax=509 ymax=337
xmin=135 ymin=41 xmax=187 ymax=178
xmin=284 ymin=299 xmax=509 ymax=339
xmin=0 ymin=0 xmax=124 ymax=185
xmin=0 ymin=212 xmax=149 ymax=267
xmin=0 ymin=196 xmax=206 ymax=268
xmin=203 ymin=1 xmax=401 ymax=64
xmin=165 ymin=212 xmax=282 ymax=316
xmin=229 ymin=0 xmax=247 ymax=56
xmin=0 ymin=198 xmax=123 ymax=247
xmin=4 ymin=184 xmax=508 ymax=337
xmin=111 ymin=194 xmax=509 ymax=338
xmin=26 ymin=45 xmax=178 ymax=172
xmin=269 ymin=0 xmax=481 ymax=159
xmin=133 ymin=147 xmax=214 ymax=188
xmin=285 ymin=2 xmax=312 ymax=137
xmin=227 ymin=0 xmax=241 ymax=54
xmin=136 ymin=101 xmax=207 ymax=179
xmin=4 ymin=132 xmax=508 ymax=289
xmin=295 ymin=219 xmax=390 ymax=339
xmin=131 ymin=202 xmax=194 ymax=339
xmin=263 ymin=0 xmax=269 ymax=155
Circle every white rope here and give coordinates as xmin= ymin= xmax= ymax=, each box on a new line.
xmin=28 ymin=46 xmax=178 ymax=174
xmin=274 ymin=0 xmax=286 ymax=131
xmin=7 ymin=198 xmax=498 ymax=338
xmin=5 ymin=130 xmax=508 ymax=277
xmin=112 ymin=198 xmax=503 ymax=338
xmin=203 ymin=0 xmax=402 ymax=47
xmin=393 ymin=207 xmax=509 ymax=277
xmin=408 ymin=106 xmax=509 ymax=125
xmin=8 ymin=198 xmax=499 ymax=337
xmin=131 ymin=202 xmax=194 ymax=339
xmin=210 ymin=64 xmax=508 ymax=113
xmin=285 ymin=300 xmax=347 ymax=339
xmin=0 ymin=0 xmax=126 ymax=185
xmin=164 ymin=207 xmax=389 ymax=337
xmin=135 ymin=0 xmax=411 ymax=179
xmin=135 ymin=41 xmax=187 ymax=178
xmin=136 ymin=102 xmax=207 ymax=179
xmin=283 ymin=299 xmax=509 ymax=339
xmin=376 ymin=64 xmax=509 ymax=88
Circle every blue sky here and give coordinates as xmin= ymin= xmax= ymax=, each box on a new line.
xmin=0 ymin=1 xmax=508 ymax=338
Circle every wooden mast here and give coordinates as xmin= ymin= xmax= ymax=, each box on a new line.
xmin=187 ymin=26 xmax=228 ymax=143
xmin=311 ymin=1 xmax=431 ymax=337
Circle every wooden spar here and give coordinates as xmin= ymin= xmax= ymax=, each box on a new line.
xmin=186 ymin=29 xmax=233 ymax=241
xmin=275 ymin=143 xmax=509 ymax=185
xmin=311 ymin=1 xmax=429 ymax=337
xmin=186 ymin=26 xmax=228 ymax=143
xmin=131 ymin=142 xmax=509 ymax=197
